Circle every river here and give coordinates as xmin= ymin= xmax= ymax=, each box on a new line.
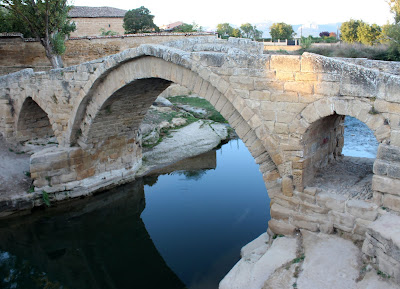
xmin=0 ymin=139 xmax=270 ymax=289
xmin=0 ymin=116 xmax=379 ymax=289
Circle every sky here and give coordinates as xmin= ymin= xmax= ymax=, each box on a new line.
xmin=72 ymin=0 xmax=393 ymax=30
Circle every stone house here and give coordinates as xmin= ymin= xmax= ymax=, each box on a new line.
xmin=69 ymin=6 xmax=127 ymax=37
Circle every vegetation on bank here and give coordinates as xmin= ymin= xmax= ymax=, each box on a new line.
xmin=168 ymin=95 xmax=227 ymax=123
xmin=141 ymin=95 xmax=231 ymax=149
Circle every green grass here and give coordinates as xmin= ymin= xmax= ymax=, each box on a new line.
xmin=168 ymin=95 xmax=227 ymax=123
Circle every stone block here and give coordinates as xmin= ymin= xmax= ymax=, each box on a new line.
xmin=319 ymin=221 xmax=334 ymax=234
xmin=345 ymin=199 xmax=378 ymax=221
xmin=383 ymin=194 xmax=400 ymax=212
xmin=377 ymin=144 xmax=400 ymax=163
xmin=270 ymin=92 xmax=299 ymax=102
xmin=295 ymin=72 xmax=318 ymax=81
xmin=292 ymin=219 xmax=319 ymax=232
xmin=304 ymin=187 xmax=317 ymax=196
xmin=372 ymin=175 xmax=400 ymax=196
xmin=282 ymin=176 xmax=294 ymax=197
xmin=300 ymin=202 xmax=330 ymax=214
xmin=284 ymin=81 xmax=313 ymax=95
xmin=276 ymin=71 xmax=295 ymax=81
xmin=314 ymin=82 xmax=340 ymax=96
xmin=329 ymin=211 xmax=355 ymax=229
xmin=294 ymin=191 xmax=315 ymax=204
xmin=353 ymin=218 xmax=372 ymax=237
xmin=270 ymin=55 xmax=301 ymax=72
xmin=249 ymin=90 xmax=271 ymax=101
xmin=316 ymin=192 xmax=347 ymax=213
xmin=270 ymin=203 xmax=293 ymax=221
xmin=268 ymin=219 xmax=297 ymax=236
xmin=274 ymin=194 xmax=300 ymax=211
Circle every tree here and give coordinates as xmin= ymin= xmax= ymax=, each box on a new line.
xmin=0 ymin=0 xmax=75 ymax=68
xmin=388 ymin=0 xmax=400 ymax=24
xmin=232 ymin=28 xmax=241 ymax=38
xmin=216 ymin=23 xmax=233 ymax=37
xmin=357 ymin=23 xmax=382 ymax=45
xmin=123 ymin=6 xmax=158 ymax=34
xmin=173 ymin=22 xmax=202 ymax=33
xmin=319 ymin=31 xmax=330 ymax=38
xmin=383 ymin=0 xmax=400 ymax=59
xmin=269 ymin=22 xmax=295 ymax=40
xmin=0 ymin=6 xmax=33 ymax=37
xmin=240 ymin=23 xmax=262 ymax=40
xmin=340 ymin=19 xmax=363 ymax=43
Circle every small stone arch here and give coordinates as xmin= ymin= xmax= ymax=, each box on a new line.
xmin=300 ymin=98 xmax=390 ymax=143
xmin=299 ymin=97 xmax=390 ymax=190
xmin=16 ymin=97 xmax=54 ymax=142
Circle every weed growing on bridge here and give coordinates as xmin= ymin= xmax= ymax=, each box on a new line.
xmin=377 ymin=270 xmax=391 ymax=279
xmin=42 ymin=190 xmax=50 ymax=207
xmin=369 ymin=106 xmax=379 ymax=115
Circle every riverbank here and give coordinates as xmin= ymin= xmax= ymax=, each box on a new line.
xmin=220 ymin=229 xmax=399 ymax=289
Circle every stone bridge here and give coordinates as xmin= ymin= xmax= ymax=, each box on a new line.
xmin=1 ymin=37 xmax=400 ymax=280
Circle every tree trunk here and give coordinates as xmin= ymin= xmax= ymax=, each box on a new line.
xmin=41 ymin=38 xmax=64 ymax=69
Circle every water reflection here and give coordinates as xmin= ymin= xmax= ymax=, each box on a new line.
xmin=0 ymin=140 xmax=270 ymax=289
xmin=0 ymin=180 xmax=185 ymax=289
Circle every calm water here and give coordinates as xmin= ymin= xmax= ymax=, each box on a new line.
xmin=0 ymin=139 xmax=270 ymax=289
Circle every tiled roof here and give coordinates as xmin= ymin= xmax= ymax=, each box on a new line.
xmin=69 ymin=6 xmax=127 ymax=18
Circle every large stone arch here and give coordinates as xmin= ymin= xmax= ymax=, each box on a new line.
xmin=67 ymin=54 xmax=281 ymax=197
xmin=299 ymin=97 xmax=391 ymax=188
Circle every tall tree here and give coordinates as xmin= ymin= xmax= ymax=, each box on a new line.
xmin=388 ymin=0 xmax=400 ymax=24
xmin=340 ymin=19 xmax=363 ymax=43
xmin=357 ymin=23 xmax=382 ymax=45
xmin=269 ymin=22 xmax=294 ymax=40
xmin=240 ymin=23 xmax=262 ymax=40
xmin=0 ymin=0 xmax=75 ymax=68
xmin=123 ymin=6 xmax=158 ymax=34
xmin=0 ymin=6 xmax=33 ymax=37
xmin=216 ymin=23 xmax=233 ymax=37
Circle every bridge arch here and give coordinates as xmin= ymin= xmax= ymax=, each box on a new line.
xmin=299 ymin=97 xmax=390 ymax=189
xmin=67 ymin=53 xmax=282 ymax=197
xmin=15 ymin=96 xmax=54 ymax=142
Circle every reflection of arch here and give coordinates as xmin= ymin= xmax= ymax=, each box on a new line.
xmin=16 ymin=97 xmax=53 ymax=142
xmin=300 ymin=98 xmax=389 ymax=188
xmin=67 ymin=55 xmax=280 ymax=190
xmin=0 ymin=180 xmax=186 ymax=288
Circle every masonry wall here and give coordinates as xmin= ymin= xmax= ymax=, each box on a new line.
xmin=0 ymin=33 xmax=216 ymax=75
xmin=70 ymin=17 xmax=125 ymax=37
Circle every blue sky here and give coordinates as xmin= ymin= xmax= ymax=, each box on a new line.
xmin=72 ymin=0 xmax=393 ymax=29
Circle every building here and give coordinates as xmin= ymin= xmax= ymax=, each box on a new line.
xmin=159 ymin=21 xmax=184 ymax=32
xmin=69 ymin=6 xmax=127 ymax=37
